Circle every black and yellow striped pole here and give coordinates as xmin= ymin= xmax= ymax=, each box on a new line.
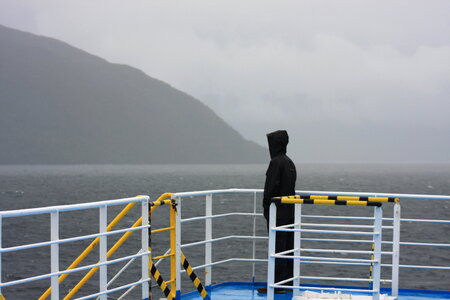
xmin=181 ymin=253 xmax=210 ymax=299
xmin=274 ymin=196 xmax=383 ymax=207
xmin=292 ymin=194 xmax=399 ymax=203
xmin=149 ymin=256 xmax=175 ymax=300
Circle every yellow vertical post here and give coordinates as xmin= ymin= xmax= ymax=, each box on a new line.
xmin=169 ymin=201 xmax=177 ymax=294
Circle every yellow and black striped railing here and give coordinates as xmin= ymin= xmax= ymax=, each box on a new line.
xmin=181 ymin=253 xmax=209 ymax=299
xmin=148 ymin=194 xmax=178 ymax=299
xmin=148 ymin=196 xmax=209 ymax=300
xmin=297 ymin=194 xmax=399 ymax=203
xmin=273 ymin=196 xmax=384 ymax=207
xmin=38 ymin=191 xmax=209 ymax=300
xmin=150 ymin=198 xmax=177 ymax=207
xmin=149 ymin=254 xmax=175 ymax=300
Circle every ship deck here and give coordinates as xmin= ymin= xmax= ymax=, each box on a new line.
xmin=181 ymin=282 xmax=450 ymax=300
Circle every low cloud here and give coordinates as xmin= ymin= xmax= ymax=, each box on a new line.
xmin=1 ymin=0 xmax=449 ymax=162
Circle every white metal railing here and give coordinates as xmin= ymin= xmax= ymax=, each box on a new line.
xmin=172 ymin=189 xmax=263 ymax=296
xmin=0 ymin=195 xmax=151 ymax=300
xmin=171 ymin=188 xmax=450 ymax=298
xmin=1 ymin=189 xmax=449 ymax=299
xmin=267 ymin=200 xmax=390 ymax=300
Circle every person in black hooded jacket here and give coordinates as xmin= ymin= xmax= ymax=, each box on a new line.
xmin=259 ymin=130 xmax=297 ymax=293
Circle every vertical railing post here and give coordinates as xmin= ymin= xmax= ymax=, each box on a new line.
xmin=293 ymin=203 xmax=302 ymax=297
xmin=251 ymin=191 xmax=257 ymax=284
xmin=175 ymin=196 xmax=182 ymax=299
xmin=99 ymin=205 xmax=108 ymax=300
xmin=205 ymin=194 xmax=212 ymax=292
xmin=392 ymin=202 xmax=401 ymax=298
xmin=372 ymin=206 xmax=382 ymax=300
xmin=50 ymin=210 xmax=59 ymax=300
xmin=267 ymin=203 xmax=277 ymax=300
xmin=141 ymin=197 xmax=150 ymax=300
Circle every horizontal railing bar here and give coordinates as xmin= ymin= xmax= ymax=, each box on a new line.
xmin=181 ymin=235 xmax=267 ymax=248
xmin=74 ymin=278 xmax=151 ymax=300
xmin=187 ymin=259 xmax=445 ymax=271
xmin=154 ymin=249 xmax=171 ymax=267
xmin=151 ymin=226 xmax=174 ymax=234
xmin=299 ymin=275 xmax=374 ymax=282
xmin=383 ymin=241 xmax=450 ymax=247
xmin=0 ymin=196 xmax=149 ymax=218
xmin=172 ymin=188 xmax=450 ymax=201
xmin=273 ymin=214 xmax=450 ymax=225
xmin=300 ymin=238 xmax=450 ymax=248
xmin=297 ymin=190 xmax=450 ymax=201
xmin=297 ymin=275 xmax=392 ymax=283
xmin=0 ymin=225 xmax=150 ymax=253
xmin=271 ymin=284 xmax=377 ymax=293
xmin=292 ymin=223 xmax=375 ymax=229
xmin=400 ymin=242 xmax=450 ymax=247
xmin=276 ymin=248 xmax=398 ymax=257
xmin=296 ymin=247 xmax=392 ymax=256
xmin=299 ymin=248 xmax=375 ymax=255
xmin=173 ymin=188 xmax=263 ymax=198
xmin=183 ymin=258 xmax=267 ymax=272
xmin=0 ymin=251 xmax=150 ymax=288
xmin=181 ymin=212 xmax=261 ymax=223
xmin=271 ymin=254 xmax=378 ymax=264
xmin=153 ymin=252 xmax=174 ymax=260
xmin=300 ymin=238 xmax=374 ymax=243
xmin=300 ymin=260 xmax=371 ymax=266
xmin=386 ymin=217 xmax=450 ymax=224
xmin=381 ymin=264 xmax=450 ymax=270
xmin=401 ymin=242 xmax=450 ymax=247
xmin=302 ymin=214 xmax=375 ymax=221
xmin=275 ymin=248 xmax=396 ymax=258
xmin=274 ymin=228 xmax=378 ymax=236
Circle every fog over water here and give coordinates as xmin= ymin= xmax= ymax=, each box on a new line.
xmin=1 ymin=0 xmax=449 ymax=163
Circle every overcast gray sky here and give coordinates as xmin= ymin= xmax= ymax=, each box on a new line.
xmin=1 ymin=0 xmax=449 ymax=163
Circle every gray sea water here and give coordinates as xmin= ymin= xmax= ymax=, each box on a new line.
xmin=0 ymin=164 xmax=449 ymax=299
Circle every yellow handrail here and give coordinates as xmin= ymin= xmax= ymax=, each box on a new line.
xmin=39 ymin=201 xmax=137 ymax=300
xmin=63 ymin=193 xmax=172 ymax=300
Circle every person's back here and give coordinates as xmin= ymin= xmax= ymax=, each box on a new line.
xmin=260 ymin=130 xmax=297 ymax=294
xmin=263 ymin=130 xmax=297 ymax=222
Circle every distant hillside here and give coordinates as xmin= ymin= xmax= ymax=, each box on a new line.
xmin=0 ymin=25 xmax=267 ymax=164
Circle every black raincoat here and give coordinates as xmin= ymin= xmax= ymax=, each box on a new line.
xmin=262 ymin=130 xmax=297 ymax=285
xmin=263 ymin=130 xmax=297 ymax=221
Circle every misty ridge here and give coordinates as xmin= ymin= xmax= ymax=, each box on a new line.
xmin=0 ymin=24 xmax=267 ymax=164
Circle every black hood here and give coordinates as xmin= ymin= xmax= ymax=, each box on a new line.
xmin=266 ymin=130 xmax=289 ymax=158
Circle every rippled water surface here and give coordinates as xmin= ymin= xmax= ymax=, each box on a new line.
xmin=0 ymin=164 xmax=449 ymax=299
